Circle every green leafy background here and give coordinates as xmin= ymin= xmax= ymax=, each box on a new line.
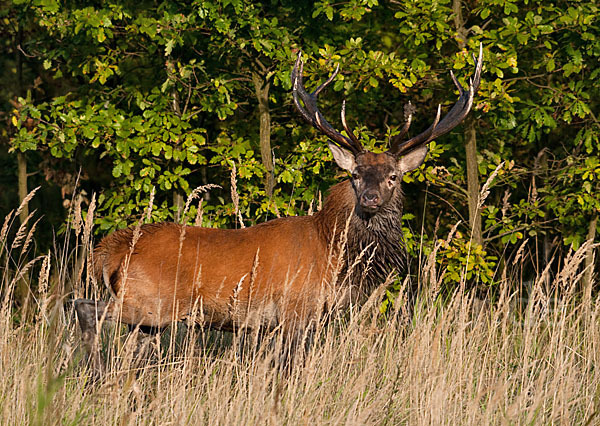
xmin=1 ymin=0 xmax=599 ymax=291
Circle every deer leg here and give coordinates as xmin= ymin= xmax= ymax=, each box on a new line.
xmin=75 ymin=299 xmax=165 ymax=372
xmin=127 ymin=324 xmax=160 ymax=364
xmin=74 ymin=299 xmax=112 ymax=375
xmin=277 ymin=323 xmax=316 ymax=374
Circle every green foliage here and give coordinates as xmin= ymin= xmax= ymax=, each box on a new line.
xmin=437 ymin=235 xmax=498 ymax=286
xmin=1 ymin=0 xmax=599 ymax=292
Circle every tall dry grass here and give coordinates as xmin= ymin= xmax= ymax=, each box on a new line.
xmin=0 ymin=189 xmax=599 ymax=425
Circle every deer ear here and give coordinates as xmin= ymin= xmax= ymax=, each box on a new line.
xmin=398 ymin=145 xmax=428 ymax=174
xmin=328 ymin=142 xmax=357 ymax=172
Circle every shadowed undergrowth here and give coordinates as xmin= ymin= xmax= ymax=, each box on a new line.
xmin=1 ymin=192 xmax=599 ymax=425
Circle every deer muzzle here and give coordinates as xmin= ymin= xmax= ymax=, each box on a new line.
xmin=360 ymin=191 xmax=381 ymax=212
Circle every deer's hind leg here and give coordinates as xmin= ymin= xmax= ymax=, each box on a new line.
xmin=75 ymin=298 xmax=168 ymax=375
xmin=74 ymin=299 xmax=118 ymax=375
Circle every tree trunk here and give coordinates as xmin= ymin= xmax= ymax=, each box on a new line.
xmin=15 ymin=27 xmax=29 ymax=225
xmin=252 ymin=71 xmax=275 ymax=198
xmin=583 ymin=214 xmax=597 ymax=301
xmin=17 ymin=152 xmax=28 ymax=224
xmin=452 ymin=0 xmax=482 ymax=246
xmin=173 ymin=193 xmax=184 ymax=222
xmin=452 ymin=0 xmax=468 ymax=45
xmin=534 ymin=148 xmax=552 ymax=290
xmin=171 ymin=80 xmax=184 ymax=221
xmin=14 ymin=26 xmax=31 ymax=315
xmin=465 ymin=121 xmax=482 ymax=246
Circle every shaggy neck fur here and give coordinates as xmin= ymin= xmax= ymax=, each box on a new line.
xmin=314 ymin=180 xmax=408 ymax=297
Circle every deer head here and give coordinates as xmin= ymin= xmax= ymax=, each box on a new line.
xmin=292 ymin=45 xmax=483 ymax=216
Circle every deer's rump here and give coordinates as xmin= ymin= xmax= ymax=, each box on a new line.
xmin=92 ymin=218 xmax=333 ymax=330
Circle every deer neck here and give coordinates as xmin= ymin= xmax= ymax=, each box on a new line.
xmin=314 ymin=180 xmax=408 ymax=294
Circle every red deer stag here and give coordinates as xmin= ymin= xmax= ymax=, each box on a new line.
xmin=75 ymin=46 xmax=483 ymax=372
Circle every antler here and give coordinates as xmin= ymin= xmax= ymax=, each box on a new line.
xmin=292 ymin=53 xmax=363 ymax=155
xmin=390 ymin=43 xmax=484 ymax=156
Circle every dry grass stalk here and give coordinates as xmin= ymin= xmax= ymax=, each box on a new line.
xmin=6 ymin=255 xmax=46 ymax=294
xmin=145 ymin=186 xmax=155 ymax=223
xmin=72 ymin=195 xmax=83 ymax=237
xmin=272 ymin=200 xmax=281 ymax=218
xmin=14 ymin=186 xmax=40 ymax=220
xmin=11 ymin=210 xmax=36 ymax=250
xmin=477 ymin=161 xmax=504 ymax=211
xmin=1 ymin=255 xmax=45 ymax=327
xmin=422 ymin=220 xmax=461 ymax=301
xmin=21 ymin=217 xmax=41 ymax=255
xmin=82 ymin=193 xmax=96 ymax=250
xmin=0 ymin=211 xmax=13 ymax=246
xmin=37 ymin=253 xmax=51 ymax=321
xmin=512 ymin=237 xmax=529 ymax=266
xmin=194 ymin=199 xmax=204 ymax=226
xmin=181 ymin=184 xmax=219 ymax=224
xmin=230 ymin=163 xmax=245 ymax=228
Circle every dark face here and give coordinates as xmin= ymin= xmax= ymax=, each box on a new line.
xmin=328 ymin=142 xmax=428 ymax=215
xmin=351 ymin=152 xmax=400 ymax=214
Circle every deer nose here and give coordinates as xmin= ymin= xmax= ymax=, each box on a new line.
xmin=361 ymin=191 xmax=380 ymax=207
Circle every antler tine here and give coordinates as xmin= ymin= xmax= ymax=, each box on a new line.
xmin=341 ymin=100 xmax=362 ymax=147
xmin=391 ymin=105 xmax=441 ymax=155
xmin=400 ymin=101 xmax=414 ymax=136
xmin=314 ymin=64 xmax=339 ymax=96
xmin=291 ymin=54 xmax=314 ymax=124
xmin=291 ymin=52 xmax=362 ymax=154
xmin=391 ymin=43 xmax=484 ymax=157
xmin=389 ymin=101 xmax=414 ymax=151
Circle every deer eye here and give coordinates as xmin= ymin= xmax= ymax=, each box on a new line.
xmin=351 ymin=172 xmax=360 ymax=180
xmin=389 ymin=174 xmax=398 ymax=182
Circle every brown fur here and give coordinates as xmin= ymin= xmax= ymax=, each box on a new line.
xmin=90 ymin=179 xmax=406 ymax=334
